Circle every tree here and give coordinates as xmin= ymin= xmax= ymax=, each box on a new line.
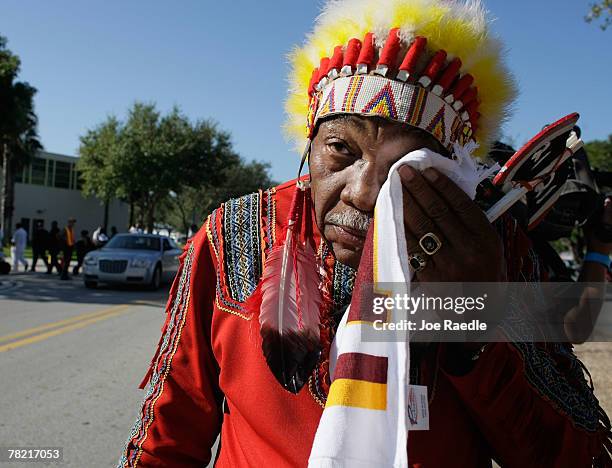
xmin=119 ymin=103 xmax=242 ymax=232
xmin=584 ymin=135 xmax=612 ymax=197
xmin=197 ymin=159 xmax=275 ymax=215
xmin=77 ymin=116 xmax=123 ymax=229
xmin=0 ymin=36 xmax=42 ymax=238
xmin=586 ymin=0 xmax=612 ymax=30
xmin=584 ymin=135 xmax=612 ymax=172
xmin=78 ymin=102 xmax=252 ymax=232
xmin=161 ymin=159 xmax=276 ymax=234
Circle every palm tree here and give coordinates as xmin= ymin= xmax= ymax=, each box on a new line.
xmin=0 ymin=36 xmax=42 ymax=240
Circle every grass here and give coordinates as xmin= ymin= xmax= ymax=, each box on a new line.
xmin=2 ymin=245 xmax=78 ymax=261
xmin=3 ymin=245 xmax=33 ymax=259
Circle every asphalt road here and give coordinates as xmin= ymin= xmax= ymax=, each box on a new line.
xmin=0 ymin=271 xmax=171 ymax=467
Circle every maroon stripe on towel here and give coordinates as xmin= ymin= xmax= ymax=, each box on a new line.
xmin=334 ymin=352 xmax=388 ymax=384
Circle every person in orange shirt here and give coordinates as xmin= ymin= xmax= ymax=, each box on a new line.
xmin=59 ymin=217 xmax=76 ymax=280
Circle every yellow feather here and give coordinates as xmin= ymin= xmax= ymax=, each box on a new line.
xmin=284 ymin=0 xmax=517 ymax=157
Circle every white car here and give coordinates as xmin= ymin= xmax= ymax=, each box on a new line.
xmin=83 ymin=234 xmax=182 ymax=289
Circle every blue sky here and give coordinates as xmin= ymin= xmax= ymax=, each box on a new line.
xmin=2 ymin=0 xmax=611 ymax=182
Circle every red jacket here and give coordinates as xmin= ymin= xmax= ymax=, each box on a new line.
xmin=118 ymin=180 xmax=610 ymax=468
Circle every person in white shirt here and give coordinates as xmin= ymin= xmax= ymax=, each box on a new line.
xmin=11 ymin=223 xmax=28 ymax=272
xmin=92 ymin=226 xmax=109 ymax=247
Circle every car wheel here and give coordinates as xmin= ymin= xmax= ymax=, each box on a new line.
xmin=84 ymin=280 xmax=98 ymax=289
xmin=149 ymin=265 xmax=161 ymax=291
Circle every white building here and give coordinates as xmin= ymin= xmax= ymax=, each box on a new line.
xmin=10 ymin=151 xmax=128 ymax=239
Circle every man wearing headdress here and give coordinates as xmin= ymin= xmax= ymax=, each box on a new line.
xmin=118 ymin=1 xmax=611 ymax=466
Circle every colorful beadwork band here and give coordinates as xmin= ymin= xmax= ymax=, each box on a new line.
xmin=311 ymin=75 xmax=474 ymax=152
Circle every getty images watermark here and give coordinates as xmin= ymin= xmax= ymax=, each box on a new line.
xmin=372 ymin=292 xmax=489 ymax=332
xmin=353 ymin=282 xmax=612 ymax=343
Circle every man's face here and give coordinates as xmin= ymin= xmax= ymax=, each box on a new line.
xmin=309 ymin=115 xmax=444 ymax=268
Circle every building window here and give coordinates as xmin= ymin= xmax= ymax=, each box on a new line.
xmin=31 ymin=157 xmax=47 ymax=185
xmin=54 ymin=161 xmax=71 ymax=189
xmin=46 ymin=160 xmax=55 ymax=186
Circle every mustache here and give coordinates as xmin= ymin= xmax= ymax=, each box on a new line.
xmin=325 ymin=210 xmax=372 ymax=232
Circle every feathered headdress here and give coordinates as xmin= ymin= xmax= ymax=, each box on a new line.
xmin=285 ymin=0 xmax=517 ymax=158
xmin=251 ymin=0 xmax=518 ymax=395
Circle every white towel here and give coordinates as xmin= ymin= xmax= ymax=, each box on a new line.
xmin=309 ymin=143 xmax=495 ymax=468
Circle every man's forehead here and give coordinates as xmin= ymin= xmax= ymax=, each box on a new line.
xmin=321 ymin=114 xmax=396 ymax=130
xmin=317 ymin=114 xmax=417 ymax=139
xmin=317 ymin=114 xmax=440 ymax=149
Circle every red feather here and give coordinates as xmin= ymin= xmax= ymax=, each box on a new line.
xmin=245 ymin=188 xmax=323 ymax=393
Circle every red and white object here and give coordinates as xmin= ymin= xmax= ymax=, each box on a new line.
xmin=486 ymin=113 xmax=583 ymax=226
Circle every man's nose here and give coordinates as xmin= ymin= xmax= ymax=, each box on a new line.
xmin=340 ymin=161 xmax=380 ymax=213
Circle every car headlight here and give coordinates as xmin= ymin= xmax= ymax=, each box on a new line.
xmin=131 ymin=258 xmax=151 ymax=268
xmin=84 ymin=256 xmax=97 ymax=266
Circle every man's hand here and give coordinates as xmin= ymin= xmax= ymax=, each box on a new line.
xmin=398 ymin=166 xmax=506 ymax=282
xmin=565 ymin=196 xmax=612 ymax=343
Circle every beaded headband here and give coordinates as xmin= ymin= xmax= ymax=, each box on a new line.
xmin=306 ymin=30 xmax=477 ymax=152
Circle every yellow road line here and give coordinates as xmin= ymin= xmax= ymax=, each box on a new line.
xmin=130 ymin=300 xmax=165 ymax=308
xmin=0 ymin=305 xmax=132 ymax=352
xmin=0 ymin=304 xmax=130 ymax=344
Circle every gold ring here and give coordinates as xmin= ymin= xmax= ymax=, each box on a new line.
xmin=419 ymin=232 xmax=442 ymax=256
xmin=408 ymin=253 xmax=427 ymax=272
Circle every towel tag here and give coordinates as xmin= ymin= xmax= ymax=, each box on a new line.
xmin=407 ymin=385 xmax=429 ymax=431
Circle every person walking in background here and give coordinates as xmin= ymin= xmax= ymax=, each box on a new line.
xmin=92 ymin=225 xmax=102 ymax=244
xmin=59 ymin=218 xmax=76 ymax=280
xmin=47 ymin=220 xmax=61 ymax=274
xmin=72 ymin=230 xmax=94 ymax=276
xmin=30 ymin=221 xmax=50 ymax=272
xmin=10 ymin=223 xmax=28 ymax=273
xmin=92 ymin=226 xmax=109 ymax=247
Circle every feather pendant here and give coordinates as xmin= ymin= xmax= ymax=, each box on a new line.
xmin=245 ymin=198 xmax=323 ymax=394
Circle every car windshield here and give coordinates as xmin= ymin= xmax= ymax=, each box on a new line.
xmin=104 ymin=235 xmax=160 ymax=251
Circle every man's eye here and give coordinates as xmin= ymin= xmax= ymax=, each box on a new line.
xmin=327 ymin=141 xmax=352 ymax=155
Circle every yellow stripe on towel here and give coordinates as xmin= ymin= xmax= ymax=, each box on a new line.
xmin=326 ymin=378 xmax=387 ymax=410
